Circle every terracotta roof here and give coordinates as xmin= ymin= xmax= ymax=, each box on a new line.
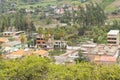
xmin=11 ymin=49 xmax=25 ymax=55
xmin=1 ymin=54 xmax=7 ymax=59
xmin=5 ymin=49 xmax=25 ymax=59
xmin=85 ymin=45 xmax=118 ymax=56
xmin=33 ymin=50 xmax=48 ymax=55
xmin=94 ymin=56 xmax=100 ymax=61
xmin=0 ymin=38 xmax=8 ymax=43
xmin=94 ymin=55 xmax=116 ymax=62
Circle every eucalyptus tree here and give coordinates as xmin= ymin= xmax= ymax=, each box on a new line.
xmin=0 ymin=15 xmax=7 ymax=32
xmin=20 ymin=33 xmax=27 ymax=49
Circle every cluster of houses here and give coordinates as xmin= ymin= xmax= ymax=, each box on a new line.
xmin=0 ymin=30 xmax=120 ymax=65
xmin=1 ymin=1 xmax=120 ymax=65
xmin=0 ymin=30 xmax=67 ymax=59
xmin=54 ymin=30 xmax=120 ymax=64
xmin=36 ymin=34 xmax=67 ymax=49
xmin=79 ymin=30 xmax=120 ymax=64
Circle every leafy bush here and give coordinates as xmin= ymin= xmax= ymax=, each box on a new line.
xmin=0 ymin=56 xmax=120 ymax=80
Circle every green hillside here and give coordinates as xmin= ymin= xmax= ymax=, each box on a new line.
xmin=1 ymin=0 xmax=118 ymax=12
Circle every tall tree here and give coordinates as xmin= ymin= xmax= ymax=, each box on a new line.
xmin=20 ymin=33 xmax=27 ymax=49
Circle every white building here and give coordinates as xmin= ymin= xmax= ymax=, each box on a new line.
xmin=107 ymin=30 xmax=119 ymax=45
xmin=53 ymin=40 xmax=67 ymax=49
xmin=2 ymin=31 xmax=25 ymax=36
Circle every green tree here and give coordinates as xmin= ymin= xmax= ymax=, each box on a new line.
xmin=0 ymin=44 xmax=3 ymax=55
xmin=37 ymin=27 xmax=43 ymax=34
xmin=0 ymin=15 xmax=7 ymax=32
xmin=0 ymin=56 xmax=120 ymax=80
xmin=20 ymin=33 xmax=27 ymax=49
xmin=75 ymin=50 xmax=89 ymax=63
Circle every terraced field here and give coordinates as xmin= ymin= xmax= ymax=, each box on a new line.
xmin=105 ymin=0 xmax=120 ymax=12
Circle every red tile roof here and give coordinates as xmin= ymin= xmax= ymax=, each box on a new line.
xmin=94 ymin=55 xmax=116 ymax=62
xmin=11 ymin=49 xmax=25 ymax=55
xmin=33 ymin=50 xmax=48 ymax=56
xmin=0 ymin=38 xmax=8 ymax=43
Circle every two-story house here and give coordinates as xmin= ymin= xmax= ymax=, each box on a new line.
xmin=36 ymin=35 xmax=47 ymax=49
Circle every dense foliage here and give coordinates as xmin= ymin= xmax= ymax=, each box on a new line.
xmin=0 ymin=13 xmax=36 ymax=32
xmin=61 ymin=2 xmax=106 ymax=27
xmin=21 ymin=0 xmax=42 ymax=3
xmin=0 ymin=56 xmax=120 ymax=80
xmin=100 ymin=0 xmax=115 ymax=9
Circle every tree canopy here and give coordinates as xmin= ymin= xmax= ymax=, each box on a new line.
xmin=0 ymin=56 xmax=120 ymax=80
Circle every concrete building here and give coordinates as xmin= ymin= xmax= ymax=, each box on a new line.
xmin=2 ymin=31 xmax=25 ymax=37
xmin=2 ymin=32 xmax=14 ymax=36
xmin=94 ymin=55 xmax=117 ymax=64
xmin=80 ymin=43 xmax=120 ymax=64
xmin=107 ymin=30 xmax=119 ymax=45
xmin=53 ymin=40 xmax=67 ymax=49
xmin=36 ymin=35 xmax=47 ymax=49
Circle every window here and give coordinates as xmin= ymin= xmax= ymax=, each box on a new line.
xmin=37 ymin=42 xmax=40 ymax=44
xmin=108 ymin=42 xmax=116 ymax=44
xmin=42 ymin=42 xmax=45 ymax=44
xmin=108 ymin=38 xmax=116 ymax=40
xmin=8 ymin=33 xmax=10 ymax=35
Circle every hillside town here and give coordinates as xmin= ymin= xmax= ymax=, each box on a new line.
xmin=0 ymin=0 xmax=120 ymax=65
xmin=0 ymin=29 xmax=120 ymax=65
xmin=1 ymin=0 xmax=120 ymax=79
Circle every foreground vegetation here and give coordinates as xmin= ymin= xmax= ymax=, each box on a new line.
xmin=0 ymin=56 xmax=120 ymax=80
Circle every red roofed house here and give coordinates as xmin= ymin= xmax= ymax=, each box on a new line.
xmin=0 ymin=38 xmax=9 ymax=43
xmin=6 ymin=49 xmax=25 ymax=59
xmin=94 ymin=55 xmax=117 ymax=64
xmin=33 ymin=50 xmax=49 ymax=57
